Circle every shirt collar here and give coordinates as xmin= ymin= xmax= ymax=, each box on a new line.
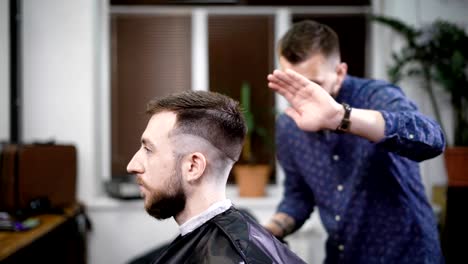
xmin=179 ymin=199 xmax=232 ymax=236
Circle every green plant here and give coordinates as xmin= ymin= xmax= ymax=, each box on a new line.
xmin=371 ymin=15 xmax=468 ymax=146
xmin=239 ymin=82 xmax=275 ymax=164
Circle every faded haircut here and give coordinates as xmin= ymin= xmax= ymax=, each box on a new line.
xmin=279 ymin=20 xmax=341 ymax=64
xmin=146 ymin=91 xmax=247 ymax=162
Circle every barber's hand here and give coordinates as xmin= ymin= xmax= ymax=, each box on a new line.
xmin=267 ymin=69 xmax=343 ymax=132
xmin=264 ymin=221 xmax=284 ymax=238
xmin=264 ymin=213 xmax=296 ymax=240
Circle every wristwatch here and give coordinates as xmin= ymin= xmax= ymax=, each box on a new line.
xmin=335 ymin=103 xmax=352 ymax=133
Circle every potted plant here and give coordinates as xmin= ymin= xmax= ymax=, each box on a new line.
xmin=371 ymin=15 xmax=468 ymax=186
xmin=233 ymin=82 xmax=275 ymax=197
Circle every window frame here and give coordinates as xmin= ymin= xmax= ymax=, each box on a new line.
xmin=101 ymin=5 xmax=371 ymax=198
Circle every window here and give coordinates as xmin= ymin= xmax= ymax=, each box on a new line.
xmin=111 ymin=14 xmax=191 ymax=177
xmin=208 ymin=14 xmax=276 ymax=182
xmin=108 ymin=6 xmax=369 ymax=183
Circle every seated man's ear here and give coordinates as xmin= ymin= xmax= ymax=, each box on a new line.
xmin=182 ymin=152 xmax=206 ymax=183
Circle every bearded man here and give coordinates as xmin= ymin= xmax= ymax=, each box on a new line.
xmin=127 ymin=91 xmax=306 ymax=264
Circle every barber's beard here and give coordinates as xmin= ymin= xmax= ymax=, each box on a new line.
xmin=138 ymin=164 xmax=186 ymax=220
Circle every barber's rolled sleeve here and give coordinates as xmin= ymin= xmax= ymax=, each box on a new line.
xmin=360 ymin=83 xmax=445 ymax=162
xmin=377 ymin=110 xmax=445 ymax=161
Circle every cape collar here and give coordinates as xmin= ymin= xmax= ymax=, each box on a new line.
xmin=179 ymin=199 xmax=232 ymax=236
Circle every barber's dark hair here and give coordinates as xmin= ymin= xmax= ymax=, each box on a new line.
xmin=279 ymin=20 xmax=340 ymax=63
xmin=146 ymin=91 xmax=246 ymax=161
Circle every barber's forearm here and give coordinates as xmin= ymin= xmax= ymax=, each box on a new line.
xmin=265 ymin=212 xmax=296 ymax=238
xmin=346 ymin=108 xmax=385 ymax=142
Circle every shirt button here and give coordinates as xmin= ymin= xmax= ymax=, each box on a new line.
xmin=409 ymin=134 xmax=414 ymax=139
xmin=335 ymin=215 xmax=341 ymax=221
xmin=333 ymin=155 xmax=340 ymax=161
xmin=338 ymin=244 xmax=345 ymax=251
xmin=337 ymin=185 xmax=344 ymax=191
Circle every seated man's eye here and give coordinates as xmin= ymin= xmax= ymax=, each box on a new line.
xmin=143 ymin=146 xmax=151 ymax=153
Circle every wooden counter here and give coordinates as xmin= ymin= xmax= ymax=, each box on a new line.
xmin=0 ymin=204 xmax=86 ymax=264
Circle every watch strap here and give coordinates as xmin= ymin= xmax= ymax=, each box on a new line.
xmin=335 ymin=103 xmax=352 ymax=133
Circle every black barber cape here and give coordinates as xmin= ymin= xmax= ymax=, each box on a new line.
xmin=153 ymin=207 xmax=306 ymax=264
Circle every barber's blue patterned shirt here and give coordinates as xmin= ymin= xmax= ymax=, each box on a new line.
xmin=276 ymin=75 xmax=445 ymax=264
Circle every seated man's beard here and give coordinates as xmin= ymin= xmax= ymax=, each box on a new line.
xmin=143 ymin=170 xmax=186 ymax=220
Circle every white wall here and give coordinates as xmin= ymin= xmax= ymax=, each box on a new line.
xmin=9 ymin=0 xmax=468 ymax=263
xmin=87 ymin=202 xmax=179 ymax=264
xmin=22 ymin=0 xmax=100 ymax=199
xmin=0 ymin=0 xmax=9 ymax=141
xmin=20 ymin=0 xmax=117 ymax=262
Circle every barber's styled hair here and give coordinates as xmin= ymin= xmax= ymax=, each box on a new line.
xmin=279 ymin=20 xmax=340 ymax=63
xmin=146 ymin=91 xmax=247 ymax=162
